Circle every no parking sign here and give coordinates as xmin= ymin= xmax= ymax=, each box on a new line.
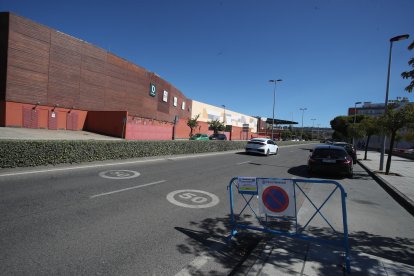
xmin=258 ymin=178 xmax=295 ymax=217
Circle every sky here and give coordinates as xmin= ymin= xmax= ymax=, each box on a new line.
xmin=1 ymin=0 xmax=414 ymax=128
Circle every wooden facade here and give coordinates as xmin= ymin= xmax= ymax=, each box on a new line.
xmin=0 ymin=12 xmax=191 ymax=131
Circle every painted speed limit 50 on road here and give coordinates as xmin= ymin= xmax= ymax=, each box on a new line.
xmin=166 ymin=189 xmax=220 ymax=208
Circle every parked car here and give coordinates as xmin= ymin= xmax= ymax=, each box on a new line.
xmin=245 ymin=138 xmax=279 ymax=156
xmin=308 ymin=145 xmax=353 ymax=178
xmin=209 ymin=133 xmax=227 ymax=140
xmin=332 ymin=142 xmax=357 ymax=164
xmin=189 ymin=133 xmax=209 ymax=140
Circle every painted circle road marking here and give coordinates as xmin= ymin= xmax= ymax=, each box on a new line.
xmin=167 ymin=190 xmax=220 ymax=209
xmin=99 ymin=170 xmax=140 ymax=179
xmin=262 ymin=186 xmax=289 ymax=213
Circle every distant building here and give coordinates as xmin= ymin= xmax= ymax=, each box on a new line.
xmin=348 ymin=97 xmax=411 ymax=117
xmin=347 ymin=97 xmax=413 ymax=149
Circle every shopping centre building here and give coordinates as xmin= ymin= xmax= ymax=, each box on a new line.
xmin=0 ymin=12 xmax=289 ymax=140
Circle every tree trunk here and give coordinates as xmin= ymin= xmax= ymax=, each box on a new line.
xmin=364 ymin=135 xmax=371 ymax=160
xmin=385 ymin=132 xmax=396 ymax=175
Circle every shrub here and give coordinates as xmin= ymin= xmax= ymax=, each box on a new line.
xmin=0 ymin=140 xmax=247 ymax=168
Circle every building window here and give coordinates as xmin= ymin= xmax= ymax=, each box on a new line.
xmin=173 ymin=97 xmax=178 ymax=107
xmin=163 ymin=90 xmax=168 ymax=102
xmin=182 ymin=101 xmax=186 ymax=110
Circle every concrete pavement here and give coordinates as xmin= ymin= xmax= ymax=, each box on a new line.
xmin=0 ymin=127 xmax=121 ymax=140
xmin=236 ymin=150 xmax=414 ymax=276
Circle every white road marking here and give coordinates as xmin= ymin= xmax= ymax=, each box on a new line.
xmin=0 ymin=151 xmax=239 ymax=178
xmin=166 ymin=190 xmax=220 ymax=208
xmin=237 ymin=161 xmax=251 ymax=165
xmin=99 ymin=170 xmax=140 ymax=179
xmin=175 ymin=255 xmax=211 ymax=276
xmin=90 ymin=180 xmax=166 ymax=198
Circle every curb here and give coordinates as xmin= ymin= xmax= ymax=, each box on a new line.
xmin=358 ymin=160 xmax=414 ymax=217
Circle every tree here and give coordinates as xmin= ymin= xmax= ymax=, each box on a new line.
xmin=401 ymin=40 xmax=414 ymax=93
xmin=330 ymin=116 xmax=352 ymax=142
xmin=379 ymin=104 xmax=414 ymax=174
xmin=187 ymin=114 xmax=200 ymax=137
xmin=208 ymin=119 xmax=225 ymax=134
xmin=355 ymin=116 xmax=381 ymax=160
xmin=281 ymin=130 xmax=292 ymax=141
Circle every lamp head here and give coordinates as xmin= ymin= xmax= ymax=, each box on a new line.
xmin=390 ymin=34 xmax=409 ymax=42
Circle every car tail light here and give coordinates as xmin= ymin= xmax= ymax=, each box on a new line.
xmin=338 ymin=158 xmax=351 ymax=165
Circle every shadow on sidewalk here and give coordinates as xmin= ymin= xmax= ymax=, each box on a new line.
xmin=174 ymin=215 xmax=414 ymax=275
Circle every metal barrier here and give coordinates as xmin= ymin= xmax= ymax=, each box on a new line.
xmin=227 ymin=177 xmax=350 ymax=273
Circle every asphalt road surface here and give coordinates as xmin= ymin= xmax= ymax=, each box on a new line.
xmin=1 ymin=144 xmax=413 ymax=275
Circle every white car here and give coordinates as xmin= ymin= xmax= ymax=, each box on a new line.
xmin=245 ymin=138 xmax=279 ymax=156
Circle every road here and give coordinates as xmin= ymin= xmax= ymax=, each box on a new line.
xmin=1 ymin=144 xmax=413 ymax=275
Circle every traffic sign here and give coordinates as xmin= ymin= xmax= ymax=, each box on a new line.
xmin=258 ymin=178 xmax=295 ymax=217
xmin=262 ymin=186 xmax=289 ymax=212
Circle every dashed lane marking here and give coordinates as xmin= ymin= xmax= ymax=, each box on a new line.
xmin=90 ymin=180 xmax=167 ymax=198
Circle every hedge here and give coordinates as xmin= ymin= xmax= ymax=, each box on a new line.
xmin=0 ymin=140 xmax=316 ymax=168
xmin=0 ymin=140 xmax=247 ymax=168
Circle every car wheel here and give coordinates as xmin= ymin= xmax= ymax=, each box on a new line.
xmin=275 ymin=148 xmax=278 ymax=155
xmin=266 ymin=149 xmax=270 ymax=156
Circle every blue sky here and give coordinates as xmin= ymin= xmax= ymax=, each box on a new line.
xmin=2 ymin=0 xmax=414 ymax=128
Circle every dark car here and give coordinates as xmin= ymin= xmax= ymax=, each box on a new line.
xmin=308 ymin=145 xmax=353 ymax=178
xmin=332 ymin=142 xmax=357 ymax=164
xmin=209 ymin=133 xmax=227 ymax=140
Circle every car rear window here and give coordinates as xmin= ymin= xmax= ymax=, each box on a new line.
xmin=248 ymin=139 xmax=265 ymax=145
xmin=312 ymin=148 xmax=347 ymax=158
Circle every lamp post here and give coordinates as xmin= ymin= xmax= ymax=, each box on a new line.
xmin=300 ymin=108 xmax=307 ymax=140
xmin=311 ymin=118 xmax=316 ymax=140
xmin=352 ymin=101 xmax=362 ymax=146
xmin=222 ymin=105 xmax=226 ymax=124
xmin=269 ymin=79 xmax=282 ymax=140
xmin=317 ymin=124 xmax=321 ymax=140
xmin=379 ymin=34 xmax=409 ymax=171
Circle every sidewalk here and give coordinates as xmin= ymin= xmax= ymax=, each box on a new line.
xmin=0 ymin=127 xmax=121 ymax=140
xmin=236 ymin=150 xmax=414 ymax=276
xmin=358 ymin=150 xmax=414 ymax=216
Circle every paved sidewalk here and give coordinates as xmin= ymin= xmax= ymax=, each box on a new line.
xmin=236 ymin=150 xmax=414 ymax=276
xmin=0 ymin=127 xmax=121 ymax=140
xmin=358 ymin=150 xmax=414 ymax=216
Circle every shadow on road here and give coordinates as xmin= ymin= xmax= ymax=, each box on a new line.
xmin=174 ymin=214 xmax=261 ymax=275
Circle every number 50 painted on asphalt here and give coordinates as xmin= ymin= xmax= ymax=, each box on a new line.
xmin=167 ymin=190 xmax=220 ymax=208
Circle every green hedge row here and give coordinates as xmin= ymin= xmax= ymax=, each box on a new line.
xmin=0 ymin=140 xmax=316 ymax=168
xmin=0 ymin=140 xmax=248 ymax=168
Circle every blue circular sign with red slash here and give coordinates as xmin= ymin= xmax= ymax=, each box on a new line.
xmin=262 ymin=186 xmax=289 ymax=212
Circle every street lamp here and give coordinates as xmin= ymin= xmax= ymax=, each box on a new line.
xmin=269 ymin=79 xmax=282 ymax=140
xmin=300 ymin=108 xmax=307 ymax=140
xmin=317 ymin=124 xmax=321 ymax=140
xmin=222 ymin=105 xmax=226 ymax=124
xmin=379 ymin=34 xmax=409 ymax=171
xmin=311 ymin=118 xmax=316 ymax=140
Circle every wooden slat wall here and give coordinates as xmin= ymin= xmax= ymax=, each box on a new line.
xmin=6 ymin=14 xmax=50 ymax=104
xmin=0 ymin=13 xmax=10 ymax=101
xmin=4 ymin=13 xmax=191 ymax=122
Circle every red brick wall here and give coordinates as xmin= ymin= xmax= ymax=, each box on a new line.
xmin=4 ymin=101 xmax=86 ymax=130
xmin=126 ymin=117 xmax=173 ymax=140
xmin=84 ymin=111 xmax=126 ymax=138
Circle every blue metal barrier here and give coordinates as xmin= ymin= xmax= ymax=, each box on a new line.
xmin=227 ymin=177 xmax=351 ymax=273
